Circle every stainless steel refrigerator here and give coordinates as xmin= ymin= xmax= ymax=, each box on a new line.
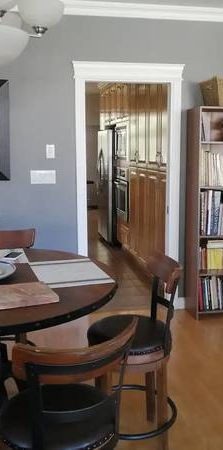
xmin=97 ymin=129 xmax=114 ymax=244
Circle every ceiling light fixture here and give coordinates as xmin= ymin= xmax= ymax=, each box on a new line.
xmin=0 ymin=0 xmax=64 ymax=65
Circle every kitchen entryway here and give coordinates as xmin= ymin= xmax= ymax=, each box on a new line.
xmin=86 ymin=81 xmax=168 ymax=292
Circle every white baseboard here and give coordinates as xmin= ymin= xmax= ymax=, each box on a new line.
xmin=175 ymin=297 xmax=185 ymax=310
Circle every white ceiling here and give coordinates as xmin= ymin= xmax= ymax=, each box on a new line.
xmin=77 ymin=0 xmax=223 ymax=7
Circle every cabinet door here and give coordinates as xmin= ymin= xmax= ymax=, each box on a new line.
xmin=147 ymin=84 xmax=158 ymax=166
xmin=104 ymin=88 xmax=111 ymax=124
xmin=116 ymin=84 xmax=122 ymax=120
xmin=99 ymin=91 xmax=106 ymax=130
xmin=160 ymin=84 xmax=168 ymax=166
xmin=129 ymin=84 xmax=138 ymax=163
xmin=122 ymin=84 xmax=129 ymax=119
xmin=110 ymin=85 xmax=117 ymax=122
xmin=138 ymin=84 xmax=146 ymax=164
xmin=129 ymin=168 xmax=138 ymax=254
xmin=155 ymin=173 xmax=166 ymax=253
xmin=137 ymin=169 xmax=148 ymax=263
xmin=146 ymin=172 xmax=157 ymax=258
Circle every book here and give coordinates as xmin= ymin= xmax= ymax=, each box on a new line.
xmin=202 ymin=112 xmax=211 ymax=141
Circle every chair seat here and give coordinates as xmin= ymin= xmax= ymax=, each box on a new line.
xmin=88 ymin=315 xmax=171 ymax=357
xmin=0 ymin=384 xmax=117 ymax=450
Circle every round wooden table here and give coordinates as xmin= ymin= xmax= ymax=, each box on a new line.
xmin=0 ymin=249 xmax=117 ymax=336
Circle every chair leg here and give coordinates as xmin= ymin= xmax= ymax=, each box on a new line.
xmin=145 ymin=371 xmax=156 ymax=422
xmin=0 ymin=382 xmax=8 ymax=408
xmin=95 ymin=372 xmax=112 ymax=395
xmin=156 ymin=364 xmax=169 ymax=450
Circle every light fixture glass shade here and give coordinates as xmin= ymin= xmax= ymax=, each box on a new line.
xmin=0 ymin=25 xmax=29 ymax=65
xmin=17 ymin=0 xmax=64 ymax=28
xmin=0 ymin=0 xmax=16 ymax=10
xmin=1 ymin=12 xmax=22 ymax=28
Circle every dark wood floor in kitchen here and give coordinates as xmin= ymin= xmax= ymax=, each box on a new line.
xmin=88 ymin=209 xmax=150 ymax=311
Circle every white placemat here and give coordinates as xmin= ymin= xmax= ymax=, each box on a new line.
xmin=29 ymin=259 xmax=114 ymax=288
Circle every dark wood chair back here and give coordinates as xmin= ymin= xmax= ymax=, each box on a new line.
xmin=147 ymin=251 xmax=182 ymax=355
xmin=12 ymin=316 xmax=137 ymax=384
xmin=11 ymin=317 xmax=137 ymax=450
xmin=0 ymin=228 xmax=35 ymax=249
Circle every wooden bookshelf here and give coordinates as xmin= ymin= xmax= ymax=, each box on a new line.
xmin=185 ymin=106 xmax=223 ymax=319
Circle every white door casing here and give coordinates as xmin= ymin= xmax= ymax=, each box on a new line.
xmin=73 ymin=61 xmax=184 ymax=274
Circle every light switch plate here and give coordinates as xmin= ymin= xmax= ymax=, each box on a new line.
xmin=30 ymin=170 xmax=56 ymax=184
xmin=46 ymin=144 xmax=55 ymax=159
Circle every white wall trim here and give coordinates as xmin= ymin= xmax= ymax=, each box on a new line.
xmin=175 ymin=297 xmax=185 ymax=310
xmin=65 ymin=1 xmax=223 ymax=23
xmin=73 ymin=61 xmax=184 ymax=308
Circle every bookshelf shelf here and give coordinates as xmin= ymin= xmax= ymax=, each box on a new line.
xmin=200 ymin=235 xmax=223 ymax=239
xmin=186 ymin=106 xmax=223 ymax=319
xmin=200 ymin=186 xmax=223 ymax=190
xmin=200 ymin=269 xmax=223 ymax=276
xmin=198 ymin=309 xmax=223 ymax=315
xmin=201 ymin=141 xmax=223 ymax=144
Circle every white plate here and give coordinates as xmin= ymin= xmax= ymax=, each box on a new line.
xmin=0 ymin=262 xmax=16 ymax=280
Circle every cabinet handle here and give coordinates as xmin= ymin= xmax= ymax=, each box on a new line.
xmin=139 ymin=173 xmax=146 ymax=177
xmin=131 ymin=171 xmax=137 ymax=175
xmin=148 ymin=175 xmax=157 ymax=180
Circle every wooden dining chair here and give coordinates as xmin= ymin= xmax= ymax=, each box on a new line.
xmin=0 ymin=228 xmax=36 ymax=342
xmin=0 ymin=317 xmax=137 ymax=450
xmin=87 ymin=251 xmax=182 ymax=449
xmin=0 ymin=228 xmax=36 ymax=250
xmin=0 ymin=228 xmax=36 ymax=395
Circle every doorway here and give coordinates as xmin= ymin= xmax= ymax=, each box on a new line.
xmin=73 ymin=61 xmax=184 ymax=302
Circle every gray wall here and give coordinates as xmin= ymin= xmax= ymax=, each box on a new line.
xmin=1 ymin=15 xmax=223 ymax=287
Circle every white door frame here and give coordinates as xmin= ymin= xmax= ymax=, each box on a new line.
xmin=73 ymin=61 xmax=184 ymax=265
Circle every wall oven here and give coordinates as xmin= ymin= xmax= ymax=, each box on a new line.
xmin=114 ymin=168 xmax=129 ymax=223
xmin=115 ymin=122 xmax=129 ymax=160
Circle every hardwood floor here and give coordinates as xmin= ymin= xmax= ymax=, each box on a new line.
xmin=1 ymin=213 xmax=223 ymax=449
xmin=88 ymin=209 xmax=151 ymax=311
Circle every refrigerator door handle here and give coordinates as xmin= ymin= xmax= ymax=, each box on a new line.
xmin=97 ymin=149 xmax=103 ymax=181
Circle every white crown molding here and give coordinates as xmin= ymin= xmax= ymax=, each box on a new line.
xmin=64 ymin=1 xmax=223 ymax=23
xmin=72 ymin=61 xmax=184 ymax=82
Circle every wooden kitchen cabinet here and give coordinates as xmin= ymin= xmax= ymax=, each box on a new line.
xmin=160 ymin=84 xmax=168 ymax=166
xmin=99 ymin=92 xmax=106 ymax=130
xmin=128 ymin=168 xmax=166 ymax=266
xmin=117 ymin=219 xmax=130 ymax=248
xmin=122 ymin=84 xmax=129 ymax=119
xmin=129 ymin=84 xmax=138 ymax=163
xmin=138 ymin=85 xmax=146 ymax=165
xmin=155 ymin=172 xmax=166 ymax=252
xmin=104 ymin=87 xmax=111 ymax=124
xmin=129 ymin=168 xmax=139 ymax=255
xmin=110 ymin=85 xmax=117 ymax=122
xmin=137 ymin=169 xmax=149 ymax=264
xmin=146 ymin=171 xmax=158 ymax=257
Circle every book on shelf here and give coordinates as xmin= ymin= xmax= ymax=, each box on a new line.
xmin=200 ymin=240 xmax=223 ymax=270
xmin=200 ymin=150 xmax=223 ymax=186
xmin=200 ymin=190 xmax=223 ymax=236
xmin=199 ymin=276 xmax=223 ymax=312
xmin=201 ymin=112 xmax=211 ymax=141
